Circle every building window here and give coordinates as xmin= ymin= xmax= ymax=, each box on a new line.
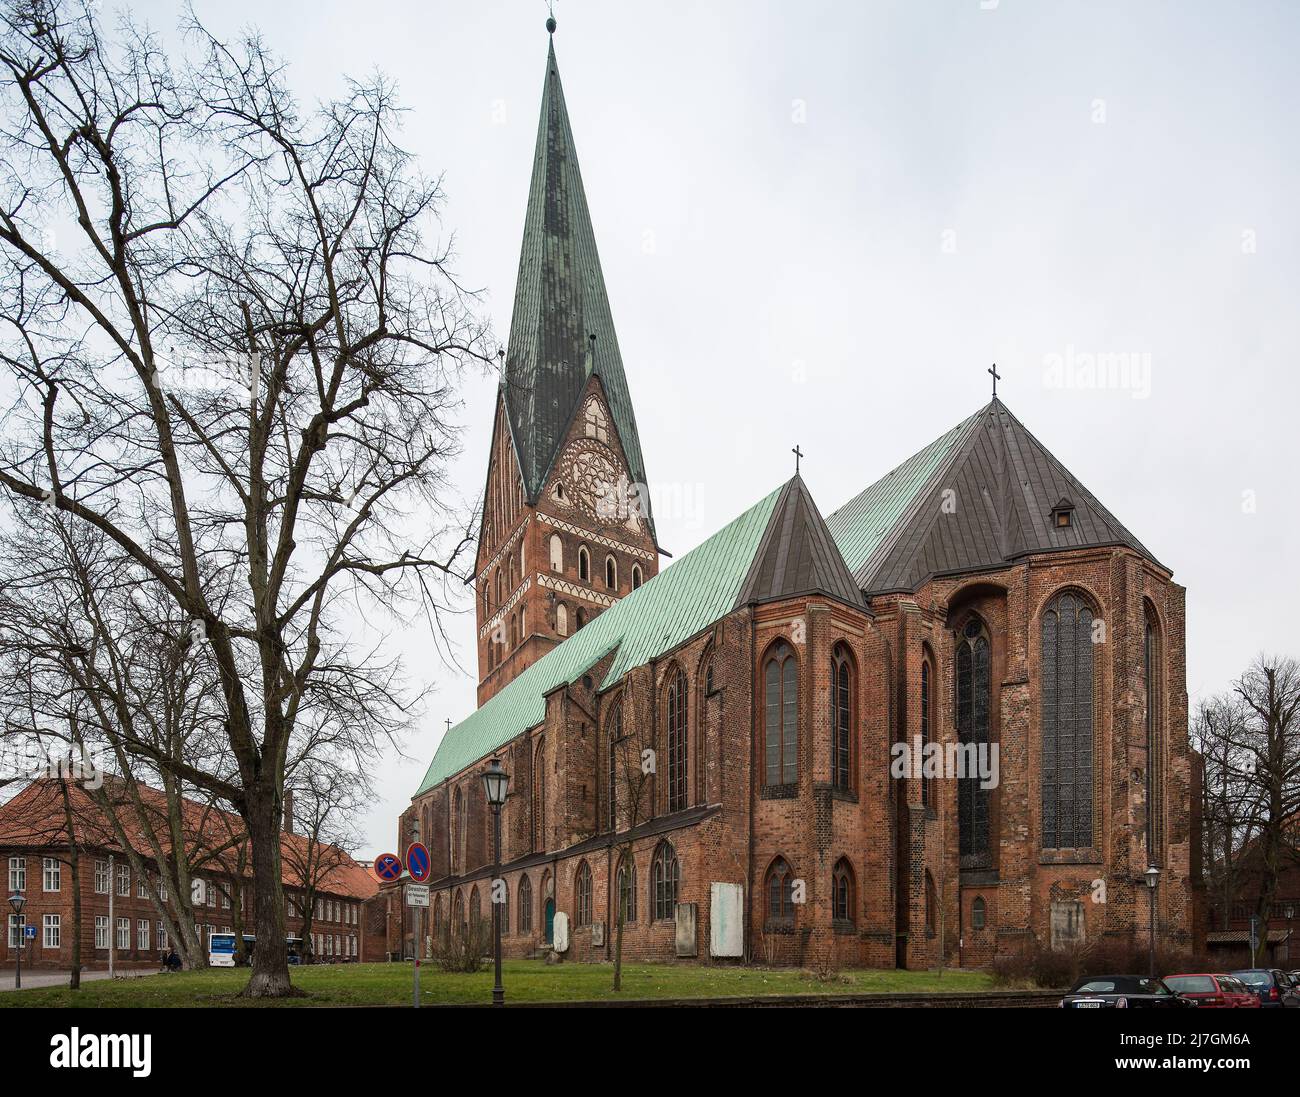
xmin=575 ymin=607 xmax=586 ymax=630
xmin=972 ymin=896 xmax=987 ymax=930
xmin=831 ymin=644 xmax=854 ymax=792
xmin=158 ymin=922 xmax=167 ymax=950
xmin=1145 ymin=602 xmax=1165 ymax=866
xmin=117 ymin=917 xmax=130 ymax=951
xmin=42 ymin=857 xmax=60 ymax=892
xmin=925 ymin=872 xmax=937 ymax=935
xmin=470 ymin=887 xmax=482 ymax=929
xmin=138 ymin=877 xmax=148 ymax=899
xmin=605 ymin=555 xmax=617 ymax=590
xmin=116 ymin=864 xmax=130 ymax=897
xmin=549 ymin=534 xmax=563 ymax=572
xmin=763 ymin=640 xmax=798 ymax=787
xmin=519 ymin=875 xmax=533 ymax=934
xmin=43 ymin=914 xmax=60 ymax=949
xmin=1041 ymin=591 xmax=1096 ymax=850
xmin=651 ymin=841 xmax=679 ymax=921
xmin=95 ymin=916 xmax=109 ymax=950
xmin=956 ymin=618 xmax=992 ymax=868
xmin=511 ymin=612 xmax=519 ymax=649
xmin=556 ymin=603 xmax=568 ymax=637
xmin=7 ymin=915 xmax=25 ymax=948
xmin=631 ymin=565 xmax=643 ymax=591
xmin=453 ymin=787 xmax=466 ymax=873
xmin=499 ymin=880 xmax=510 ymax=935
xmin=666 ymin=667 xmax=688 ymax=812
xmin=578 ymin=546 xmax=591 ymax=583
xmin=138 ymin=919 xmax=150 ymax=951
xmin=532 ymin=740 xmax=546 ymax=852
xmin=920 ymin=654 xmax=933 ymax=807
xmin=607 ymin=702 xmax=622 ymax=831
xmin=8 ymin=856 xmax=24 ymax=893
xmin=616 ymin=857 xmax=637 ymax=924
xmin=575 ymin=861 xmax=592 ymax=927
xmin=832 ymin=859 xmax=855 ymax=925
xmin=765 ymin=857 xmax=795 ymax=928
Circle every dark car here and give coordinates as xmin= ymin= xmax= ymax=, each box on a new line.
xmin=1231 ymin=968 xmax=1300 ymax=1008
xmin=1061 ymin=975 xmax=1198 ymax=1009
xmin=1165 ymin=973 xmax=1250 ymax=1008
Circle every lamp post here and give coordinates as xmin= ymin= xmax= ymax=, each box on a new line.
xmin=1144 ymin=864 xmax=1161 ymax=979
xmin=481 ymin=757 xmax=510 ymax=1006
xmin=8 ymin=892 xmax=26 ymax=990
xmin=1287 ymin=904 xmax=1295 ymax=965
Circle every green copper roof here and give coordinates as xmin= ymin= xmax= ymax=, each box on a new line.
xmin=414 ymin=484 xmax=782 ymax=795
xmin=502 ymin=35 xmax=653 ymax=535
xmin=825 ymin=410 xmax=980 ymax=576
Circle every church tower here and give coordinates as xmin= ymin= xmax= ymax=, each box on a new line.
xmin=475 ymin=19 xmax=660 ymax=705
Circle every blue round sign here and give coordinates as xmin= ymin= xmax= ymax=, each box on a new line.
xmin=375 ymin=852 xmax=403 ymax=882
xmin=407 ymin=842 xmax=431 ymax=883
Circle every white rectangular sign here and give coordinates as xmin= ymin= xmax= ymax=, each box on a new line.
xmin=405 ymin=883 xmax=430 ymax=907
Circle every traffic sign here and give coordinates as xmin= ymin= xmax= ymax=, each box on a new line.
xmin=405 ymin=883 xmax=430 ymax=907
xmin=23 ymin=925 xmax=36 ymax=940
xmin=375 ymin=852 xmax=403 ymax=882
xmin=406 ymin=842 xmax=431 ymax=883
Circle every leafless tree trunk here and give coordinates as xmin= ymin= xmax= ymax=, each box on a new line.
xmin=609 ymin=718 xmax=654 ymax=993
xmin=0 ymin=2 xmax=487 ymax=995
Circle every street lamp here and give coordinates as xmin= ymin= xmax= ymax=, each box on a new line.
xmin=481 ymin=757 xmax=510 ymax=1006
xmin=8 ymin=892 xmax=26 ymax=990
xmin=1144 ymin=865 xmax=1161 ymax=979
xmin=1287 ymin=905 xmax=1295 ymax=965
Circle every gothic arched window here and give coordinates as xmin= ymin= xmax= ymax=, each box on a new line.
xmin=1041 ymin=591 xmax=1096 ymax=850
xmin=469 ymin=886 xmax=481 ymax=928
xmin=605 ymin=555 xmax=617 ymax=590
xmin=765 ymin=857 xmax=794 ymax=928
xmin=632 ymin=565 xmax=643 ymax=590
xmin=519 ymin=874 xmax=533 ymax=934
xmin=831 ymin=643 xmax=854 ymax=792
xmin=920 ymin=652 xmax=934 ymax=808
xmin=616 ymin=856 xmax=637 ymax=924
xmin=763 ymin=641 xmax=798 ymax=788
xmin=651 ymin=841 xmax=679 ymax=921
xmin=972 ymin=895 xmax=987 ymax=930
xmin=925 ymin=871 xmax=937 ymax=935
xmin=956 ymin=618 xmax=991 ymax=868
xmin=532 ymin=741 xmax=546 ymax=853
xmin=549 ymin=534 xmax=563 ymax=572
xmin=499 ymin=879 xmax=510 ymax=935
xmin=832 ymin=858 xmax=855 ymax=925
xmin=556 ymin=604 xmax=568 ymax=637
xmin=1145 ymin=601 xmax=1164 ymax=866
xmin=575 ymin=861 xmax=592 ymax=927
xmin=666 ymin=668 xmax=688 ymax=812
xmin=607 ymin=701 xmax=622 ymax=831
xmin=452 ymin=786 xmax=466 ymax=873
xmin=578 ymin=546 xmax=590 ymax=583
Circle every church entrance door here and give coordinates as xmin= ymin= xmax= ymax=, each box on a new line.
xmin=545 ymin=899 xmax=555 ymax=944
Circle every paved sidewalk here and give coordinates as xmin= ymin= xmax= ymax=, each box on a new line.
xmin=0 ymin=968 xmax=158 ymax=991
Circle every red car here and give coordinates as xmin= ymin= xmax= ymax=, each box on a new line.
xmin=1165 ymin=973 xmax=1258 ymax=1008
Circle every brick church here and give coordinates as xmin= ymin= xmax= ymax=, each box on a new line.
xmin=396 ymin=20 xmax=1198 ymax=969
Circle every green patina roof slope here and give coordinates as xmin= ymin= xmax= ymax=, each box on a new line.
xmin=414 ymin=484 xmax=782 ymax=795
xmin=825 ymin=410 xmax=980 ymax=578
xmin=502 ymin=35 xmax=653 ymax=535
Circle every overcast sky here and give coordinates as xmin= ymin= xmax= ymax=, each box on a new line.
xmin=133 ymin=0 xmax=1300 ymax=858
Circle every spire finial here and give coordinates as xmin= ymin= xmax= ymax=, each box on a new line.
xmin=546 ymin=1 xmax=556 ymax=34
xmin=792 ymin=445 xmax=804 ymax=476
xmin=988 ymin=362 xmax=1002 ymax=399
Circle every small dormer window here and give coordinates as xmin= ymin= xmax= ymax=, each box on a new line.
xmin=1050 ymin=498 xmax=1075 ymax=529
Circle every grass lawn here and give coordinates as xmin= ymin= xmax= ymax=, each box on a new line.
xmin=0 ymin=960 xmax=995 ymax=1008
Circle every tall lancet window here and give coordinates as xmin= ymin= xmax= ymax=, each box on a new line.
xmin=1144 ymin=602 xmax=1164 ymax=865
xmin=1041 ymin=591 xmax=1095 ymax=850
xmin=956 ymin=618 xmax=991 ymax=868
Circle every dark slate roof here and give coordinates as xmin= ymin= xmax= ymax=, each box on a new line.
xmin=827 ymin=399 xmax=1164 ymax=594
xmin=502 ymin=35 xmax=654 ymax=536
xmin=735 ymin=475 xmax=864 ymax=609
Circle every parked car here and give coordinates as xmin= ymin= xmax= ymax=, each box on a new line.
xmin=1230 ymin=968 xmax=1300 ymax=1008
xmin=1218 ymin=974 xmax=1262 ymax=1008
xmin=1060 ymin=975 xmax=1198 ymax=1009
xmin=1165 ymin=973 xmax=1256 ymax=1008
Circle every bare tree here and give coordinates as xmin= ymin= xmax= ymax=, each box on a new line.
xmin=0 ymin=2 xmax=487 ymax=995
xmin=608 ymin=706 xmax=654 ymax=993
xmin=1194 ymin=656 xmax=1300 ymax=940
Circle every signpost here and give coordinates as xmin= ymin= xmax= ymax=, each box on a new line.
xmin=375 ymin=852 xmax=403 ymax=882
xmin=406 ymin=842 xmax=431 ymax=883
xmin=405 ymin=878 xmax=430 ymax=1009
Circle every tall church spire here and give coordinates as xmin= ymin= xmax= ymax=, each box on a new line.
xmin=501 ymin=23 xmax=654 ymax=536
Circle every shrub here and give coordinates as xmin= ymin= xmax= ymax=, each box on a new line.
xmin=433 ymin=917 xmax=493 ymax=973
